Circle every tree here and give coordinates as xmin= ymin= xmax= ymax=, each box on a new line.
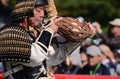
xmin=55 ymin=0 xmax=120 ymax=24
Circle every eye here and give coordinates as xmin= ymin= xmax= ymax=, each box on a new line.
xmin=35 ymin=8 xmax=42 ymax=12
xmin=35 ymin=7 xmax=46 ymax=12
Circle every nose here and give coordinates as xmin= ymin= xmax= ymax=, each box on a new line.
xmin=39 ymin=10 xmax=44 ymax=18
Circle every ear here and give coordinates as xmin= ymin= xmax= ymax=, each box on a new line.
xmin=97 ymin=55 xmax=101 ymax=61
xmin=19 ymin=18 xmax=28 ymax=28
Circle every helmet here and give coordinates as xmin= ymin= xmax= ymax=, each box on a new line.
xmin=35 ymin=0 xmax=48 ymax=5
xmin=11 ymin=0 xmax=35 ymax=22
xmin=11 ymin=0 xmax=48 ymax=22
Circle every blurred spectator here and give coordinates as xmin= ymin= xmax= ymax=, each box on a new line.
xmin=77 ymin=45 xmax=110 ymax=75
xmin=93 ymin=38 xmax=102 ymax=45
xmin=99 ymin=44 xmax=117 ymax=75
xmin=114 ymin=50 xmax=120 ymax=75
xmin=82 ymin=37 xmax=92 ymax=47
xmin=1 ymin=0 xmax=9 ymax=6
xmin=70 ymin=46 xmax=82 ymax=66
xmin=0 ymin=62 xmax=2 ymax=73
xmin=55 ymin=56 xmax=80 ymax=74
xmin=80 ymin=50 xmax=88 ymax=68
xmin=0 ymin=0 xmax=13 ymax=24
xmin=0 ymin=22 xmax=5 ymax=28
xmin=77 ymin=16 xmax=85 ymax=22
xmin=94 ymin=18 xmax=120 ymax=54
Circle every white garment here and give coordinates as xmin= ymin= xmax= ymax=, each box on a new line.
xmin=116 ymin=63 xmax=120 ymax=75
xmin=47 ymin=34 xmax=82 ymax=66
xmin=23 ymin=34 xmax=82 ymax=67
xmin=70 ymin=46 xmax=82 ymax=66
xmin=101 ymin=59 xmax=110 ymax=67
xmin=22 ymin=43 xmax=54 ymax=67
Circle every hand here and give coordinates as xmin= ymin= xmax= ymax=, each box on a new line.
xmin=105 ymin=50 xmax=115 ymax=61
xmin=87 ymin=22 xmax=96 ymax=36
xmin=1 ymin=0 xmax=8 ymax=6
xmin=93 ymin=22 xmax=102 ymax=33
xmin=99 ymin=44 xmax=115 ymax=60
xmin=49 ymin=16 xmax=63 ymax=33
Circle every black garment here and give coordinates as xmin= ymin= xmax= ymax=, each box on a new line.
xmin=0 ymin=4 xmax=13 ymax=23
xmin=12 ymin=65 xmax=47 ymax=79
xmin=3 ymin=63 xmax=47 ymax=79
xmin=55 ymin=62 xmax=70 ymax=74
xmin=77 ymin=63 xmax=110 ymax=75
xmin=55 ymin=62 xmax=79 ymax=74
xmin=98 ymin=33 xmax=120 ymax=52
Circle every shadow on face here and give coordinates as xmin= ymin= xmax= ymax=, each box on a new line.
xmin=87 ymin=55 xmax=100 ymax=67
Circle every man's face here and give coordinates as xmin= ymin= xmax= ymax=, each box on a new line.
xmin=116 ymin=56 xmax=120 ymax=63
xmin=87 ymin=55 xmax=100 ymax=67
xmin=111 ymin=26 xmax=120 ymax=37
xmin=28 ymin=5 xmax=46 ymax=27
xmin=81 ymin=52 xmax=88 ymax=62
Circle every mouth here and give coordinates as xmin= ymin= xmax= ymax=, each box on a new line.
xmin=35 ymin=19 xmax=41 ymax=21
xmin=35 ymin=18 xmax=43 ymax=22
xmin=34 ymin=20 xmax=41 ymax=24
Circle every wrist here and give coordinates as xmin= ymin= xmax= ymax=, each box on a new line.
xmin=44 ymin=27 xmax=54 ymax=34
xmin=111 ymin=59 xmax=116 ymax=63
xmin=98 ymin=29 xmax=102 ymax=33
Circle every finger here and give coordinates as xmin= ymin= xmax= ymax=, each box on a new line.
xmin=88 ymin=23 xmax=96 ymax=35
xmin=50 ymin=16 xmax=58 ymax=24
xmin=54 ymin=17 xmax=63 ymax=23
xmin=50 ymin=16 xmax=58 ymax=21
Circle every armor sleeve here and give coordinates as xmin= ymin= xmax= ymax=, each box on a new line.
xmin=35 ymin=28 xmax=54 ymax=54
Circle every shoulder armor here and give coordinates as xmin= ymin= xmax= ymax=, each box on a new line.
xmin=0 ymin=24 xmax=32 ymax=63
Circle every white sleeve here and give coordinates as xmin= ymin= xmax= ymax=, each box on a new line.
xmin=47 ymin=34 xmax=82 ymax=66
xmin=21 ymin=43 xmax=48 ymax=67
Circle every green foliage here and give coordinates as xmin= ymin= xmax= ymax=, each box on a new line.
xmin=9 ymin=0 xmax=17 ymax=7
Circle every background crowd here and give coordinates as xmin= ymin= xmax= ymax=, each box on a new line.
xmin=48 ymin=17 xmax=120 ymax=76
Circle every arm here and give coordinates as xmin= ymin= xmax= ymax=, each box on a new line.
xmin=22 ymin=16 xmax=62 ymax=67
xmin=46 ymin=22 xmax=96 ymax=66
xmin=94 ymin=22 xmax=120 ymax=49
xmin=46 ymin=34 xmax=82 ymax=66
xmin=99 ymin=33 xmax=120 ymax=49
xmin=22 ymin=28 xmax=54 ymax=67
